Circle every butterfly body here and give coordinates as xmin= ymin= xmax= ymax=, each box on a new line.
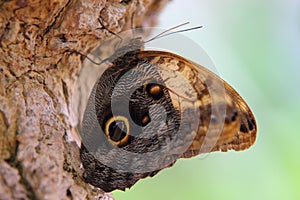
xmin=79 ymin=36 xmax=257 ymax=192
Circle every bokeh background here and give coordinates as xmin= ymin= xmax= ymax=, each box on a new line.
xmin=113 ymin=0 xmax=300 ymax=199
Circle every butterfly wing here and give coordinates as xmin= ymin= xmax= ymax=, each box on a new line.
xmin=79 ymin=48 xmax=257 ymax=192
xmin=136 ymin=50 xmax=257 ymax=158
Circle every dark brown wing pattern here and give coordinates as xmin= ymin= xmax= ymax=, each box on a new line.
xmin=80 ymin=43 xmax=257 ymax=192
xmin=136 ymin=51 xmax=257 ymax=158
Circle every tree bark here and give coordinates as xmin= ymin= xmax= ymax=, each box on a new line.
xmin=0 ymin=0 xmax=168 ymax=199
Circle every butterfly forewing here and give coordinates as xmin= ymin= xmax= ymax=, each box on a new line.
xmin=136 ymin=50 xmax=257 ymax=157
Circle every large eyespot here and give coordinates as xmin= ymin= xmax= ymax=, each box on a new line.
xmin=104 ymin=115 xmax=130 ymax=147
xmin=146 ymin=83 xmax=164 ymax=100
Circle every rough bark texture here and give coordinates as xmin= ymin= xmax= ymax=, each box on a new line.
xmin=0 ymin=0 xmax=169 ymax=199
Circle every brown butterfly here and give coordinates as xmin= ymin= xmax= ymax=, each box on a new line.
xmin=79 ymin=23 xmax=257 ymax=192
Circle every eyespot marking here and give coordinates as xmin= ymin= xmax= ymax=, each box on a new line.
xmin=141 ymin=115 xmax=151 ymax=126
xmin=146 ymin=84 xmax=163 ymax=100
xmin=105 ymin=116 xmax=130 ymax=147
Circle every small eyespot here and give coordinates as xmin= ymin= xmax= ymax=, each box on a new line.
xmin=141 ymin=115 xmax=151 ymax=126
xmin=104 ymin=116 xmax=130 ymax=147
xmin=146 ymin=84 xmax=163 ymax=100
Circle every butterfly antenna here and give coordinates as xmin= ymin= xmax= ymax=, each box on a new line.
xmin=145 ymin=22 xmax=202 ymax=43
xmin=145 ymin=22 xmax=190 ymax=43
xmin=152 ymin=25 xmax=203 ymax=41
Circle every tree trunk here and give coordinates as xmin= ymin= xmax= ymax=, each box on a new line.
xmin=0 ymin=0 xmax=168 ymax=199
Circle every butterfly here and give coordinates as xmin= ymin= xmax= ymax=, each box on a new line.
xmin=78 ymin=22 xmax=257 ymax=192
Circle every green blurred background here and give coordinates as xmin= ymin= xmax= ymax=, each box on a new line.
xmin=113 ymin=0 xmax=300 ymax=199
